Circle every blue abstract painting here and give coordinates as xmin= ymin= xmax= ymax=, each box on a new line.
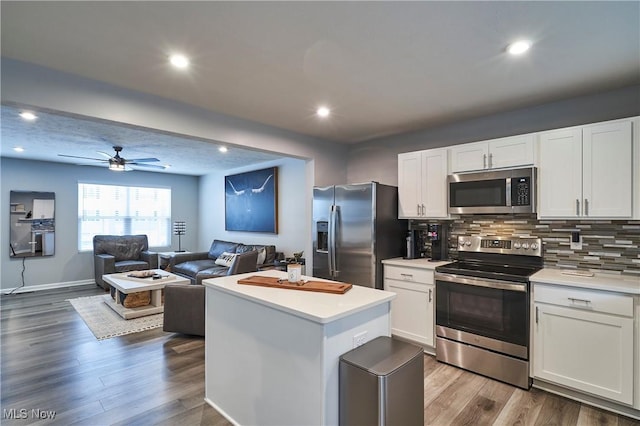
xmin=225 ymin=167 xmax=278 ymax=233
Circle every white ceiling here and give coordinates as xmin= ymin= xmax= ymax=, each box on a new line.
xmin=1 ymin=2 xmax=639 ymax=173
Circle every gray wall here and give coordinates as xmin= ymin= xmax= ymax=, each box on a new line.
xmin=347 ymin=85 xmax=640 ymax=185
xmin=0 ymin=158 xmax=199 ymax=290
xmin=199 ymin=157 xmax=310 ymax=260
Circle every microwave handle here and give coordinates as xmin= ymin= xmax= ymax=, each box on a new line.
xmin=505 ymin=178 xmax=512 ymax=207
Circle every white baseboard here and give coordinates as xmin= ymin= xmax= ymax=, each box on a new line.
xmin=2 ymin=279 xmax=96 ymax=294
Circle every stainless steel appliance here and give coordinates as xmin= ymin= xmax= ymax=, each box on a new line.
xmin=313 ymin=182 xmax=405 ymax=289
xmin=434 ymin=235 xmax=543 ymax=389
xmin=448 ymin=167 xmax=536 ymax=215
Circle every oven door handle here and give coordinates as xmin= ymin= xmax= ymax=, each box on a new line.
xmin=435 ymin=272 xmax=527 ymax=292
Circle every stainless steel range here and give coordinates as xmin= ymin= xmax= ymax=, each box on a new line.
xmin=434 ymin=235 xmax=543 ymax=389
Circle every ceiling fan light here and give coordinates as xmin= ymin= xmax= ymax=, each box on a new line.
xmin=109 ymin=163 xmax=126 ymax=171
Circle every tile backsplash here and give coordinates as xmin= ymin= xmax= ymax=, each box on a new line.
xmin=438 ymin=215 xmax=640 ymax=275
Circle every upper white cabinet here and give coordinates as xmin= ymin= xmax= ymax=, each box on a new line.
xmin=398 ymin=148 xmax=448 ymax=219
xmin=538 ymin=120 xmax=633 ymax=219
xmin=450 ymin=134 xmax=535 ymax=173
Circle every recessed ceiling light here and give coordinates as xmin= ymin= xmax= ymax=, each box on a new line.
xmin=19 ymin=111 xmax=37 ymax=121
xmin=13 ymin=147 xmax=25 ymax=152
xmin=219 ymin=146 xmax=228 ymax=153
xmin=169 ymin=54 xmax=190 ymax=69
xmin=507 ymin=40 xmax=531 ymax=55
xmin=316 ymin=106 xmax=331 ymax=118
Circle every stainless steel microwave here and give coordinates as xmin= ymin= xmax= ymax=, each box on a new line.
xmin=448 ymin=167 xmax=536 ymax=214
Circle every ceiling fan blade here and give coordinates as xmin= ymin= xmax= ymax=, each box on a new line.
xmin=58 ymin=154 xmax=108 ymax=162
xmin=126 ymin=157 xmax=160 ymax=163
xmin=129 ymin=163 xmax=167 ymax=170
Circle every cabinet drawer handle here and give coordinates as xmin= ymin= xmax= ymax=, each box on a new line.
xmin=576 ymin=199 xmax=580 ymax=216
xmin=488 ymin=152 xmax=493 ymax=169
xmin=400 ymin=273 xmax=413 ymax=280
xmin=568 ymin=297 xmax=591 ymax=305
xmin=483 ymin=154 xmax=487 ymax=169
xmin=421 ymin=204 xmax=426 ymax=216
xmin=417 ymin=204 xmax=421 ymax=216
xmin=584 ymin=199 xmax=589 ymax=216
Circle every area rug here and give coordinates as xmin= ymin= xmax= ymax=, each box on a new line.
xmin=68 ymin=294 xmax=163 ymax=340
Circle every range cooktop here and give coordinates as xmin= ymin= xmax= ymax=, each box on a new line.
xmin=435 ymin=235 xmax=543 ymax=283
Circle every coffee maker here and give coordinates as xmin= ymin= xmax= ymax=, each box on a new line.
xmin=405 ymin=229 xmax=427 ymax=259
xmin=426 ymin=223 xmax=449 ymax=261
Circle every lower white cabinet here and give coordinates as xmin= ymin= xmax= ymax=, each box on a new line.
xmin=383 ymin=265 xmax=434 ymax=347
xmin=532 ymin=284 xmax=635 ymax=405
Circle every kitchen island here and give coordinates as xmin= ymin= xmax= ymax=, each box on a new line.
xmin=202 ymin=269 xmax=395 ymax=426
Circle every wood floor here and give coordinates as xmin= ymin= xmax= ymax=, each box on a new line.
xmin=1 ymin=285 xmax=638 ymax=426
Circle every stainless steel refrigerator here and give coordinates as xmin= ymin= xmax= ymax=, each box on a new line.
xmin=312 ymin=182 xmax=406 ymax=289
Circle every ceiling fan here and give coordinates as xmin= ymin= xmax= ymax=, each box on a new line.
xmin=58 ymin=145 xmax=166 ymax=171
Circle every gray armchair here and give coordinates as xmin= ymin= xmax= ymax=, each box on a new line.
xmin=163 ymin=250 xmax=258 ymax=336
xmin=93 ymin=234 xmax=158 ymax=290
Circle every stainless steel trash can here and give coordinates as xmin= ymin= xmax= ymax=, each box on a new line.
xmin=339 ymin=336 xmax=424 ymax=426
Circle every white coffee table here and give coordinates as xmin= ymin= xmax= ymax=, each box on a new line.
xmin=103 ymin=269 xmax=189 ymax=319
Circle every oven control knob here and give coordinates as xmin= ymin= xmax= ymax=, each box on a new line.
xmin=522 ymin=242 xmax=530 ymax=250
xmin=514 ymin=242 xmax=521 ymax=249
xmin=465 ymin=240 xmax=472 ymax=247
xmin=531 ymin=243 xmax=539 ymax=250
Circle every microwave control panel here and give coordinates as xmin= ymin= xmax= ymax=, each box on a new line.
xmin=511 ymin=177 xmax=531 ymax=206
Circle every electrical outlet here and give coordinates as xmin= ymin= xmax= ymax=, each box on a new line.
xmin=570 ymin=231 xmax=582 ymax=250
xmin=353 ymin=331 xmax=368 ymax=348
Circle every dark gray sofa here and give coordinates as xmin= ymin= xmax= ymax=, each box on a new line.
xmin=167 ymin=239 xmax=278 ymax=285
xmin=93 ymin=234 xmax=158 ymax=290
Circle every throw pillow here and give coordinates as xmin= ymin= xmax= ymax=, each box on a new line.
xmin=215 ymin=251 xmax=237 ymax=267
xmin=256 ymin=247 xmax=267 ymax=266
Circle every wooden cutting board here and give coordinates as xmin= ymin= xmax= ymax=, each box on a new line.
xmin=237 ymin=275 xmax=352 ymax=294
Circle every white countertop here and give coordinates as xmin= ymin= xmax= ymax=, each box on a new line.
xmin=202 ymin=269 xmax=395 ymax=324
xmin=381 ymin=257 xmax=452 ymax=269
xmin=531 ymin=268 xmax=640 ymax=295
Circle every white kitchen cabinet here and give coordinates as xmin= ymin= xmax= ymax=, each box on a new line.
xmin=538 ymin=119 xmax=633 ymax=219
xmin=532 ymin=283 xmax=635 ymax=405
xmin=383 ymin=264 xmax=435 ymax=348
xmin=450 ymin=134 xmax=535 ymax=173
xmin=398 ymin=148 xmax=448 ymax=219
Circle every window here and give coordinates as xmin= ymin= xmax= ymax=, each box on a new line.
xmin=78 ymin=183 xmax=171 ymax=251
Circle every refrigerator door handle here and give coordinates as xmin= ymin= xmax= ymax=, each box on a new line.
xmin=328 ymin=205 xmax=336 ymax=278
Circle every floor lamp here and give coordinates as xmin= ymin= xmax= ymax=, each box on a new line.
xmin=173 ymin=221 xmax=186 ymax=252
